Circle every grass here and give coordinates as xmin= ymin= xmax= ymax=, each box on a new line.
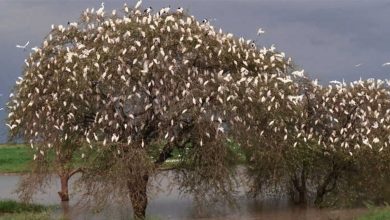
xmin=0 ymin=200 xmax=46 ymax=214
xmin=0 ymin=200 xmax=52 ymax=220
xmin=357 ymin=207 xmax=390 ymax=220
xmin=0 ymin=144 xmax=31 ymax=173
xmin=0 ymin=212 xmax=51 ymax=220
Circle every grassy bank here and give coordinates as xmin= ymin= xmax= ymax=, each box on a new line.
xmin=0 ymin=144 xmax=187 ymax=173
xmin=0 ymin=200 xmax=46 ymax=213
xmin=358 ymin=207 xmax=390 ymax=220
xmin=0 ymin=200 xmax=50 ymax=220
xmin=0 ymin=144 xmax=31 ymax=173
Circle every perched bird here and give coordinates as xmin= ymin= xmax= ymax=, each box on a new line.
xmin=159 ymin=5 xmax=170 ymax=15
xmin=250 ymin=41 xmax=256 ymax=49
xmin=16 ymin=41 xmax=30 ymax=50
xmin=96 ymin=2 xmax=104 ymax=15
xmin=291 ymin=69 xmax=305 ymax=78
xmin=177 ymin=7 xmax=184 ymax=13
xmin=277 ymin=77 xmax=292 ymax=84
xmin=144 ymin=7 xmax=152 ymax=13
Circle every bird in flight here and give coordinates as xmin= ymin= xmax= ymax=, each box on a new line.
xmin=355 ymin=63 xmax=362 ymax=67
xmin=382 ymin=62 xmax=390 ymax=67
xmin=16 ymin=41 xmax=30 ymax=50
xmin=135 ymin=0 xmax=142 ymax=9
xmin=257 ymin=28 xmax=265 ymax=36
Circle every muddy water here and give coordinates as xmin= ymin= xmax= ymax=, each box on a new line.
xmin=0 ymin=173 xmax=367 ymax=220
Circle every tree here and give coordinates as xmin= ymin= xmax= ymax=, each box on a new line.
xmin=244 ymin=77 xmax=390 ymax=206
xmin=7 ymin=3 xmax=292 ymax=219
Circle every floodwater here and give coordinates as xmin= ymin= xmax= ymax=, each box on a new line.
xmin=0 ymin=173 xmax=367 ymax=220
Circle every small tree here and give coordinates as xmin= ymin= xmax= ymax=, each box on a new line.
xmin=244 ymin=78 xmax=390 ymax=205
xmin=7 ymin=3 xmax=291 ymax=219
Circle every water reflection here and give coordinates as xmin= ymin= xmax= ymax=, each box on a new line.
xmin=0 ymin=174 xmax=367 ymax=220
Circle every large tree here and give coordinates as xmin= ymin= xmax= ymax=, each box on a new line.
xmin=7 ymin=3 xmax=293 ymax=219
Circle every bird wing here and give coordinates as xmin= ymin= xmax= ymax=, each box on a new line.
xmin=135 ymin=0 xmax=142 ymax=9
xmin=16 ymin=41 xmax=29 ymax=48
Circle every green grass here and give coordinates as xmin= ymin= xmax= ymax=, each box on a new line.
xmin=0 ymin=200 xmax=51 ymax=220
xmin=357 ymin=208 xmax=390 ymax=220
xmin=0 ymin=200 xmax=46 ymax=214
xmin=0 ymin=144 xmax=31 ymax=173
xmin=0 ymin=212 xmax=51 ymax=220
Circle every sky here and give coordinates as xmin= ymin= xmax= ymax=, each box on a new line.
xmin=0 ymin=0 xmax=389 ymax=142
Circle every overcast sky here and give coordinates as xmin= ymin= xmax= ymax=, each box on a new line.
xmin=0 ymin=0 xmax=389 ymax=142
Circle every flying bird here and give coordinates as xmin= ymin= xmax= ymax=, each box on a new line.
xmin=329 ymin=80 xmax=341 ymax=84
xmin=134 ymin=0 xmax=142 ymax=9
xmin=355 ymin=63 xmax=362 ymax=67
xmin=257 ymin=28 xmax=265 ymax=36
xmin=382 ymin=62 xmax=390 ymax=66
xmin=16 ymin=41 xmax=30 ymax=50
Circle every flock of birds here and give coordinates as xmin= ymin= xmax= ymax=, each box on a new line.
xmin=8 ymin=1 xmax=390 ymax=161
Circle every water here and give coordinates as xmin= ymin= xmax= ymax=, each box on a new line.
xmin=0 ymin=173 xmax=367 ymax=219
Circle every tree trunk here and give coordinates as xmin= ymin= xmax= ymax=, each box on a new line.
xmin=58 ymin=174 xmax=70 ymax=201
xmin=128 ymin=174 xmax=149 ymax=220
xmin=314 ymin=169 xmax=338 ymax=206
xmin=291 ymin=167 xmax=307 ymax=205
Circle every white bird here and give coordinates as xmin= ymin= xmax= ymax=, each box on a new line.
xmin=287 ymin=95 xmax=304 ymax=103
xmin=144 ymin=7 xmax=152 ymax=13
xmin=177 ymin=7 xmax=184 ymax=13
xmin=159 ymin=5 xmax=170 ymax=15
xmin=6 ymin=123 xmax=17 ymax=130
xmin=355 ymin=63 xmax=362 ymax=67
xmin=134 ymin=0 xmax=142 ymax=9
xmin=257 ymin=28 xmax=265 ymax=36
xmin=329 ymin=80 xmax=341 ymax=84
xmin=31 ymin=47 xmax=39 ymax=52
xmin=382 ymin=62 xmax=390 ymax=66
xmin=16 ymin=41 xmax=30 ymax=50
xmin=96 ymin=2 xmax=104 ymax=15
xmin=164 ymin=5 xmax=171 ymax=13
xmin=291 ymin=69 xmax=305 ymax=78
xmin=277 ymin=77 xmax=292 ymax=84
